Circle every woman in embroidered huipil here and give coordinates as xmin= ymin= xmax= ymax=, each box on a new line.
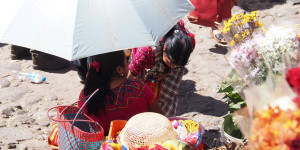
xmin=128 ymin=20 xmax=195 ymax=117
xmin=78 ymin=51 xmax=163 ymax=134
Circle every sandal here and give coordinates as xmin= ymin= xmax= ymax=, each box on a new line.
xmin=210 ymin=28 xmax=227 ymax=45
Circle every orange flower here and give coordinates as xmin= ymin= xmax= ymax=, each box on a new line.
xmin=250 ymin=106 xmax=300 ymax=149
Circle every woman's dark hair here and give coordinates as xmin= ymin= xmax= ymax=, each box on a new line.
xmin=162 ymin=24 xmax=193 ymax=66
xmin=83 ymin=51 xmax=125 ymax=116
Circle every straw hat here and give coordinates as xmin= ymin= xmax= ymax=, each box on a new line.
xmin=120 ymin=112 xmax=179 ymax=148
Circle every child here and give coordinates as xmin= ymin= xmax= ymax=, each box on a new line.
xmin=127 ymin=20 xmax=195 ymax=117
xmin=78 ymin=50 xmax=163 ymax=134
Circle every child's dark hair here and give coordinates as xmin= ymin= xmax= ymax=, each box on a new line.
xmin=162 ymin=24 xmax=193 ymax=66
xmin=83 ymin=51 xmax=125 ymax=116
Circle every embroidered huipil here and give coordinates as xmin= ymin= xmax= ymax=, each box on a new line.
xmin=78 ymin=79 xmax=155 ymax=133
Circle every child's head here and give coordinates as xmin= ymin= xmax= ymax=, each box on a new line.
xmin=161 ymin=24 xmax=193 ymax=68
xmin=83 ymin=50 xmax=129 ymax=116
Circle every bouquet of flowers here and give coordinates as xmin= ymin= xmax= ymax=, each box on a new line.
xmin=218 ymin=11 xmax=300 ymax=89
xmin=218 ymin=11 xmax=263 ymax=47
xmin=256 ymin=26 xmax=299 ymax=74
xmin=228 ymin=39 xmax=268 ymax=86
xmin=234 ymin=67 xmax=300 ymax=149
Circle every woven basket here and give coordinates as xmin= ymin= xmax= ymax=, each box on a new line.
xmin=120 ymin=112 xmax=179 ymax=148
xmin=47 ymin=89 xmax=105 ymax=150
xmin=48 ymin=106 xmax=104 ymax=150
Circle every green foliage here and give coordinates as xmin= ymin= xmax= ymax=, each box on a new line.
xmin=223 ymin=115 xmax=244 ymax=139
xmin=219 ymin=81 xmax=246 ymax=139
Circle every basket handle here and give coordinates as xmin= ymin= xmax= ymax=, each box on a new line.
xmin=47 ymin=89 xmax=99 ymax=125
xmin=71 ymin=89 xmax=99 ymax=125
xmin=47 ymin=105 xmax=96 ymax=123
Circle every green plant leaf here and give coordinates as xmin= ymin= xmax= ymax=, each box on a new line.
xmin=230 ymin=101 xmax=246 ymax=109
xmin=227 ymin=93 xmax=245 ymax=104
xmin=218 ymin=82 xmax=234 ymax=93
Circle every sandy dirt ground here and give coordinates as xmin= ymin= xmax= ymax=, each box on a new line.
xmin=0 ymin=1 xmax=299 ymax=149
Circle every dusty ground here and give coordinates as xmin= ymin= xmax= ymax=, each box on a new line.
xmin=0 ymin=1 xmax=299 ymax=149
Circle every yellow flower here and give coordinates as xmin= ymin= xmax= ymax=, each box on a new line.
xmin=222 ymin=26 xmax=230 ymax=33
xmin=231 ymin=14 xmax=237 ymax=20
xmin=273 ymin=130 xmax=279 ymax=136
xmin=284 ymin=120 xmax=293 ymax=129
xmin=255 ymin=21 xmax=259 ymax=27
xmin=237 ymin=13 xmax=243 ymax=18
xmin=246 ymin=31 xmax=251 ymax=35
xmin=229 ymin=40 xmax=235 ymax=46
xmin=234 ymin=34 xmax=240 ymax=39
xmin=244 ymin=14 xmax=250 ymax=18
xmin=224 ymin=20 xmax=228 ymax=25
xmin=243 ymin=18 xmax=250 ymax=23
xmin=242 ymin=32 xmax=246 ymax=38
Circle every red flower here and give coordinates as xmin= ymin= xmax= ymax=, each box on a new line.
xmin=286 ymin=66 xmax=300 ymax=95
xmin=293 ymin=96 xmax=300 ymax=108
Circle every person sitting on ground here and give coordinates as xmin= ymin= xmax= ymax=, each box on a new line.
xmin=127 ymin=20 xmax=195 ymax=117
xmin=78 ymin=50 xmax=163 ymax=134
xmin=10 ymin=45 xmax=70 ymax=70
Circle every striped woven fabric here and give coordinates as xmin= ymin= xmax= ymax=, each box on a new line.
xmin=48 ymin=121 xmax=58 ymax=149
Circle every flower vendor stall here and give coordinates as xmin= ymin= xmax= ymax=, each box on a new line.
xmin=234 ymin=69 xmax=300 ymax=149
xmin=216 ymin=11 xmax=300 ymax=148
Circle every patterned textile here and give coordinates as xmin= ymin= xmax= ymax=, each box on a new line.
xmin=130 ymin=46 xmax=184 ymax=117
xmin=128 ymin=20 xmax=194 ymax=116
xmin=145 ymin=79 xmax=162 ymax=101
xmin=150 ymin=48 xmax=184 ymax=117
xmin=56 ymin=106 xmax=105 ymax=150
xmin=129 ymin=47 xmax=155 ymax=76
xmin=78 ymin=79 xmax=156 ymax=132
xmin=48 ymin=121 xmax=58 ymax=149
xmin=129 ymin=20 xmax=194 ymax=117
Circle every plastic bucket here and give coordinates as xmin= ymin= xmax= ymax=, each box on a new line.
xmin=220 ymin=122 xmax=245 ymax=146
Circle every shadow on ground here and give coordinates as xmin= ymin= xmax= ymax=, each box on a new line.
xmin=0 ymin=43 xmax=7 ymax=48
xmin=40 ymin=64 xmax=76 ymax=74
xmin=177 ymin=80 xmax=229 ymax=117
xmin=238 ymin=0 xmax=286 ymax=11
xmin=209 ymin=44 xmax=228 ymax=55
